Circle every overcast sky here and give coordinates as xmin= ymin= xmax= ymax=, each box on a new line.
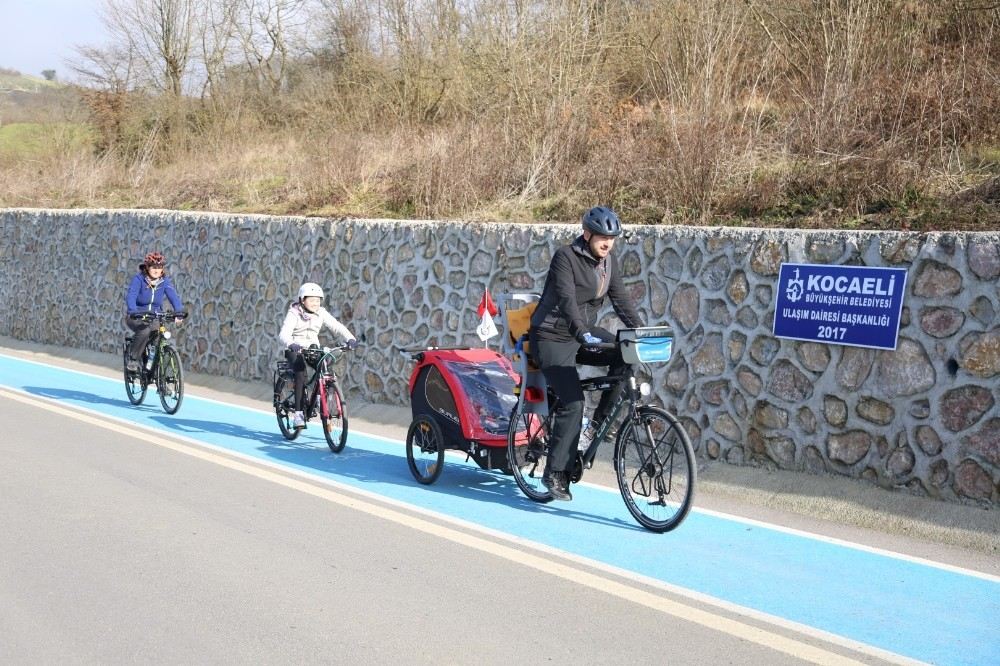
xmin=0 ymin=0 xmax=106 ymax=80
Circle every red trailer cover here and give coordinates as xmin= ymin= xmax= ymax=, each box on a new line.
xmin=408 ymin=348 xmax=520 ymax=446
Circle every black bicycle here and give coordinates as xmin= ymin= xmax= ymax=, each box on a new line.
xmin=273 ymin=345 xmax=353 ymax=453
xmin=505 ymin=328 xmax=696 ymax=533
xmin=122 ymin=311 xmax=188 ymax=415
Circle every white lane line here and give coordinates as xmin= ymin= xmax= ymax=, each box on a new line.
xmin=1 ymin=385 xmax=921 ymax=666
xmin=1 ymin=350 xmax=997 ymax=585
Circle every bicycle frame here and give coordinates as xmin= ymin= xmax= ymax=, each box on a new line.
xmin=301 ymin=348 xmax=343 ymax=421
xmin=146 ymin=330 xmax=169 ymax=375
xmin=129 ymin=312 xmax=185 ymax=378
xmin=576 ymin=368 xmax=637 ymax=469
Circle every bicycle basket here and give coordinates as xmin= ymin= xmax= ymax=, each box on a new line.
xmin=618 ymin=327 xmax=674 ymax=364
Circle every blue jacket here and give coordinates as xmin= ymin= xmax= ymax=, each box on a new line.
xmin=125 ymin=273 xmax=183 ymax=314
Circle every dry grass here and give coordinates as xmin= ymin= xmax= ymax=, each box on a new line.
xmin=1 ymin=0 xmax=998 ymax=230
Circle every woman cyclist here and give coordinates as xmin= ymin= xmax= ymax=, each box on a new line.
xmin=124 ymin=251 xmax=184 ymax=372
xmin=278 ymin=282 xmax=358 ymax=429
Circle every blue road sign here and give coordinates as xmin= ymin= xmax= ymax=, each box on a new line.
xmin=773 ymin=263 xmax=907 ymax=350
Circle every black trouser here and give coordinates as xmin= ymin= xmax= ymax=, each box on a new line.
xmin=126 ymin=318 xmax=158 ymax=362
xmin=285 ymin=348 xmax=319 ymax=412
xmin=530 ymin=326 xmax=629 ymax=474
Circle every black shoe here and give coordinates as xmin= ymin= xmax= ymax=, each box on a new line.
xmin=541 ymin=467 xmax=557 ymax=486
xmin=542 ymin=470 xmax=572 ymax=501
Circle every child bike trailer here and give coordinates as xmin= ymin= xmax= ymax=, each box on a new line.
xmin=404 ymin=347 xmax=519 ymax=484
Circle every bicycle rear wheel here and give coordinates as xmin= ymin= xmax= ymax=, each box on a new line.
xmin=320 ymin=379 xmax=348 ymax=453
xmin=505 ymin=402 xmax=554 ymax=503
xmin=123 ymin=351 xmax=147 ymax=406
xmin=614 ymin=406 xmax=696 ymax=533
xmin=274 ymin=374 xmax=300 ymax=441
xmin=157 ymin=346 xmax=184 ymax=414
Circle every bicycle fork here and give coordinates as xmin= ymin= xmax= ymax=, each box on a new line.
xmin=612 ymin=377 xmax=677 ymax=504
xmin=643 ymin=420 xmax=671 ymax=500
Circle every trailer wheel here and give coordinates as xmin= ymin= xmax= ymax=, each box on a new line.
xmin=406 ymin=415 xmax=445 ymax=485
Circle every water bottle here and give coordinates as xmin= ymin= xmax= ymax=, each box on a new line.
xmin=578 ymin=416 xmax=591 ymax=452
xmin=146 ymin=345 xmax=157 ymax=370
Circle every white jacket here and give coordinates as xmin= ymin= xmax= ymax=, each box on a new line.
xmin=278 ymin=302 xmax=355 ymax=349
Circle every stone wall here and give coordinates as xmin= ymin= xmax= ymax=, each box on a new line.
xmin=1 ymin=208 xmax=997 ymax=503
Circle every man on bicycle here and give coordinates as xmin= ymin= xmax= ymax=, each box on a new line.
xmin=124 ymin=251 xmax=184 ymax=372
xmin=528 ymin=206 xmax=644 ymax=501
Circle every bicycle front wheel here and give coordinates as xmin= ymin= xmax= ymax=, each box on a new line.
xmin=157 ymin=346 xmax=184 ymax=415
xmin=614 ymin=406 xmax=696 ymax=533
xmin=505 ymin=402 xmax=554 ymax=503
xmin=320 ymin=379 xmax=348 ymax=453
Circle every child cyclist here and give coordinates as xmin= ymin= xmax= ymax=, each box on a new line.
xmin=278 ymin=282 xmax=358 ymax=429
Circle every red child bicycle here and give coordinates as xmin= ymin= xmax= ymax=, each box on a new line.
xmin=272 ymin=345 xmax=353 ymax=453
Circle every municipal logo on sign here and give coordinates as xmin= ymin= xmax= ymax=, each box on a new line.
xmin=773 ymin=263 xmax=907 ymax=350
xmin=785 ymin=268 xmax=805 ymax=303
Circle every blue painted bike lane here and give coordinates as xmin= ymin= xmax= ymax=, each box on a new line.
xmin=2 ymin=353 xmax=998 ymax=666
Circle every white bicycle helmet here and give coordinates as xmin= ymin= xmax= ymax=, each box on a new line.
xmin=297 ymin=282 xmax=324 ymax=300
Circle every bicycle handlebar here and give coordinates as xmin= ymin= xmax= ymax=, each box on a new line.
xmin=301 ymin=343 xmax=358 ymax=362
xmin=583 ymin=342 xmax=617 ymax=351
xmin=128 ymin=311 xmax=188 ymax=321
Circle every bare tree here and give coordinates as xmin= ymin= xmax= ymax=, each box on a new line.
xmin=235 ymin=0 xmax=308 ymax=95
xmin=99 ymin=0 xmax=196 ymax=97
xmin=314 ymin=0 xmax=376 ymax=60
xmin=69 ymin=43 xmax=138 ymax=92
xmin=197 ymin=0 xmax=242 ymax=100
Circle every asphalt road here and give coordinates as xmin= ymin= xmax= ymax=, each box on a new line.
xmin=1 ymin=394 xmax=865 ymax=665
xmin=1 ymin=342 xmax=997 ymax=665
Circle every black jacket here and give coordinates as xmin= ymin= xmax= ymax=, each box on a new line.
xmin=530 ymin=236 xmax=644 ymax=342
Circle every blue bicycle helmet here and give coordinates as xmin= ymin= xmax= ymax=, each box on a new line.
xmin=582 ymin=206 xmax=623 ymax=237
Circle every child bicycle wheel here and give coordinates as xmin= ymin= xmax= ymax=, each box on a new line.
xmin=274 ymin=372 xmax=300 ymax=441
xmin=320 ymin=379 xmax=348 ymax=453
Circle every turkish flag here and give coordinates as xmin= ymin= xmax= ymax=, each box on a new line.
xmin=476 ymin=288 xmax=498 ymax=318
xmin=476 ymin=311 xmax=499 ymax=341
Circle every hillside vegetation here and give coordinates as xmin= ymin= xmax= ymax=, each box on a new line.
xmin=0 ymin=69 xmax=61 ymax=93
xmin=0 ymin=0 xmax=998 ymax=230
